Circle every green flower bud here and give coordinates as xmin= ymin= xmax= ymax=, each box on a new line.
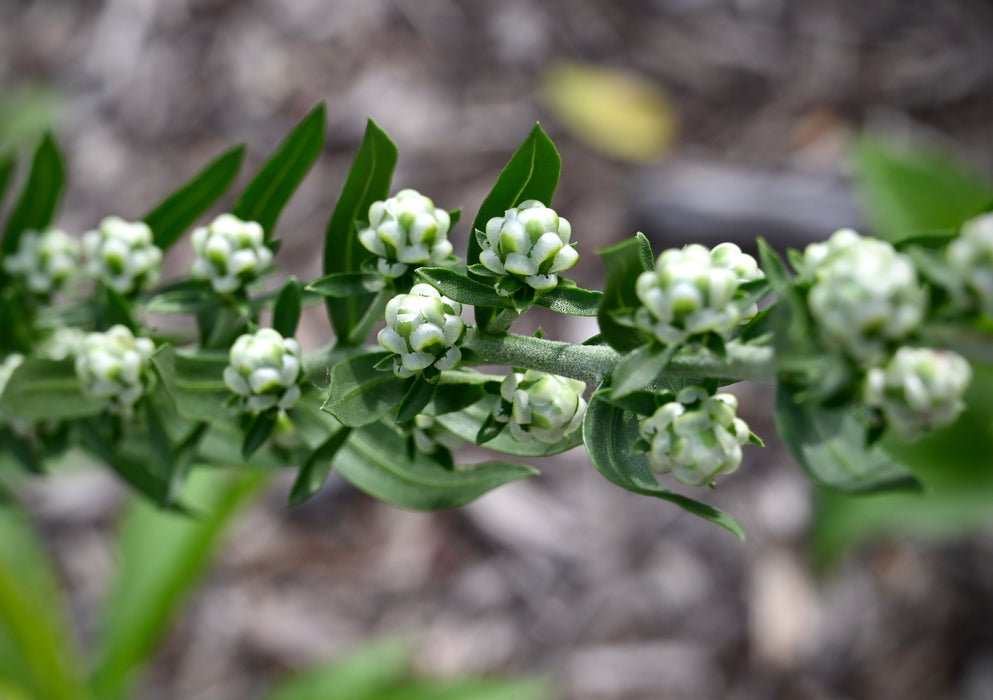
xmin=74 ymin=325 xmax=156 ymax=416
xmin=479 ymin=200 xmax=578 ymax=292
xmin=358 ymin=189 xmax=453 ymax=278
xmin=635 ymin=243 xmax=763 ymax=346
xmin=804 ymin=229 xmax=926 ymax=362
xmin=640 ymin=386 xmax=751 ymax=487
xmin=411 ymin=414 xmax=463 ymax=454
xmin=224 ymin=329 xmax=303 ymax=413
xmin=190 ymin=213 xmax=273 ymax=294
xmin=2 ymin=228 xmax=80 ymax=296
xmin=493 ymin=370 xmax=587 ymax=444
xmin=947 ymin=213 xmax=993 ymax=317
xmin=378 ymin=283 xmax=465 ymax=378
xmin=864 ymin=347 xmax=972 ymax=440
xmin=83 ymin=216 xmax=163 ymax=295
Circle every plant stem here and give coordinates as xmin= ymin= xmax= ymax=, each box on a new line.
xmin=462 ymin=331 xmax=777 ymax=386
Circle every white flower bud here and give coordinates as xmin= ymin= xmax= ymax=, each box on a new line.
xmin=83 ymin=217 xmax=163 ymax=295
xmin=635 ymin=243 xmax=763 ymax=346
xmin=74 ymin=325 xmax=156 ymax=416
xmin=411 ymin=414 xmax=463 ymax=454
xmin=189 ymin=213 xmax=273 ymax=294
xmin=378 ymin=283 xmax=465 ymax=378
xmin=224 ymin=328 xmax=303 ymax=412
xmin=640 ymin=386 xmax=751 ymax=487
xmin=358 ymin=189 xmax=453 ymax=279
xmin=37 ymin=326 xmax=87 ymax=361
xmin=804 ymin=229 xmax=926 ymax=362
xmin=479 ymin=200 xmax=578 ymax=292
xmin=493 ymin=370 xmax=587 ymax=444
xmin=947 ymin=213 xmax=993 ymax=317
xmin=864 ymin=347 xmax=972 ymax=440
xmin=2 ymin=228 xmax=80 ymax=296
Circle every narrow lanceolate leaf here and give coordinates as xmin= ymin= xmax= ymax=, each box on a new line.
xmin=597 ymin=232 xmax=654 ymax=352
xmin=609 ymin=342 xmax=678 ymax=399
xmin=334 ymin=421 xmax=537 ymax=510
xmin=288 ymin=426 xmax=353 ymax=506
xmin=583 ymin=389 xmax=746 ymax=539
xmin=469 ymin=123 xmax=561 ymax=329
xmin=0 ymin=152 xmax=15 ymax=212
xmin=242 ymin=410 xmax=279 ymax=459
xmin=416 ymin=267 xmax=511 ymax=309
xmin=2 ymin=133 xmax=65 ymax=258
xmin=307 ymin=270 xmax=385 ymax=298
xmin=272 ymin=277 xmax=303 ymax=338
xmin=233 ymin=103 xmax=326 ymax=238
xmin=396 ymin=374 xmax=436 ymax=424
xmin=534 ymin=285 xmax=602 ymax=316
xmin=0 ymin=358 xmax=105 ymax=420
xmin=435 ymin=397 xmax=583 ymax=457
xmin=76 ymin=420 xmax=172 ymax=507
xmin=324 ymin=119 xmax=398 ymax=343
xmin=775 ymin=382 xmax=922 ymax=495
xmin=143 ymin=145 xmax=244 ymax=251
xmin=322 ymin=352 xmax=409 ymax=427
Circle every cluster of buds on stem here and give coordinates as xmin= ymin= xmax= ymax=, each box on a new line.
xmin=478 ymin=200 xmax=578 ymax=293
xmin=947 ymin=213 xmax=993 ymax=318
xmin=74 ymin=325 xmax=156 ymax=416
xmin=639 ymin=386 xmax=751 ymax=487
xmin=3 ymin=228 xmax=80 ymax=297
xmin=190 ymin=214 xmax=273 ymax=294
xmin=493 ymin=370 xmax=587 ymax=444
xmin=224 ymin=329 xmax=303 ymax=413
xmin=378 ymin=284 xmax=465 ymax=378
xmin=83 ymin=217 xmax=163 ymax=295
xmin=358 ymin=189 xmax=453 ymax=279
xmin=634 ymin=243 xmax=763 ymax=346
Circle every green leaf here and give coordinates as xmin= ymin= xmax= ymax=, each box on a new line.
xmin=0 ymin=152 xmax=15 ymax=212
xmin=596 ymin=232 xmax=654 ymax=352
xmin=334 ymin=421 xmax=537 ymax=510
xmin=142 ymin=280 xmax=214 ymax=315
xmin=435 ymin=398 xmax=583 ymax=457
xmin=143 ymin=145 xmax=244 ymax=251
xmin=610 ymin=342 xmax=678 ymax=399
xmin=242 ymin=409 xmax=279 ymax=458
xmin=288 ymin=426 xmax=353 ymax=506
xmin=853 ymin=136 xmax=993 ymax=244
xmin=324 ymin=119 xmax=398 ymax=343
xmin=96 ymin=283 xmax=137 ymax=331
xmin=307 ymin=271 xmax=385 ymax=298
xmin=233 ymin=103 xmax=326 ymax=238
xmin=396 ymin=374 xmax=436 ymax=424
xmin=0 ymin=503 xmax=92 ymax=700
xmin=91 ymin=469 xmax=266 ymax=700
xmin=469 ymin=124 xmax=561 ymax=330
xmin=416 ymin=267 xmax=511 ymax=308
xmin=2 ymin=133 xmax=65 ymax=258
xmin=273 ymin=277 xmax=303 ymax=338
xmin=775 ymin=382 xmax=921 ymax=494
xmin=150 ymin=346 xmax=233 ymax=423
xmin=322 ymin=352 xmax=409 ymax=427
xmin=378 ymin=677 xmax=550 ymax=700
xmin=534 ymin=285 xmax=602 ymax=316
xmin=582 ymin=389 xmax=746 ymax=539
xmin=0 ymin=357 xmax=106 ymax=420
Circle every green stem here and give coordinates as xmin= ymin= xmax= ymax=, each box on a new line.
xmin=462 ymin=331 xmax=777 ymax=386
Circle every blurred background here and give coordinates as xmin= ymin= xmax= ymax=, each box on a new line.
xmin=3 ymin=0 xmax=993 ymax=698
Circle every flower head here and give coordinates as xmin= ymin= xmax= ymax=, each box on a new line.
xmin=83 ymin=217 xmax=163 ymax=295
xmin=358 ymin=189 xmax=453 ymax=278
xmin=493 ymin=370 xmax=587 ymax=444
xmin=224 ymin=328 xmax=303 ymax=413
xmin=947 ymin=213 xmax=993 ymax=317
xmin=190 ymin=213 xmax=273 ymax=294
xmin=3 ymin=228 xmax=80 ymax=296
xmin=74 ymin=325 xmax=156 ymax=416
xmin=378 ymin=283 xmax=465 ymax=378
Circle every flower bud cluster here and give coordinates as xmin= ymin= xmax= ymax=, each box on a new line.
xmin=3 ymin=228 xmax=80 ymax=296
xmin=635 ymin=243 xmax=763 ymax=346
xmin=479 ymin=200 xmax=578 ymax=292
xmin=358 ymin=189 xmax=453 ymax=279
xmin=947 ymin=213 xmax=993 ymax=318
xmin=803 ymin=229 xmax=925 ymax=362
xmin=190 ymin=214 xmax=273 ymax=294
xmin=640 ymin=386 xmax=750 ymax=487
xmin=83 ymin=217 xmax=163 ymax=295
xmin=74 ymin=325 xmax=156 ymax=416
xmin=411 ymin=414 xmax=463 ymax=454
xmin=864 ymin=347 xmax=972 ymax=440
xmin=224 ymin=329 xmax=303 ymax=413
xmin=378 ymin=284 xmax=465 ymax=378
xmin=493 ymin=370 xmax=587 ymax=444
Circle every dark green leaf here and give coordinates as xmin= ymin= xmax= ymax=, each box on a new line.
xmin=424 ymin=380 xmax=490 ymax=416
xmin=415 ymin=267 xmax=510 ymax=308
xmin=0 ymin=357 xmax=105 ymax=420
xmin=242 ymin=409 xmax=279 ymax=458
xmin=334 ymin=421 xmax=537 ymax=510
xmin=534 ymin=285 xmax=602 ymax=316
xmin=436 ymin=398 xmax=583 ymax=457
xmin=583 ymin=389 xmax=746 ymax=539
xmin=610 ymin=342 xmax=678 ymax=399
xmin=288 ymin=426 xmax=353 ymax=506
xmin=0 ymin=152 xmax=14 ymax=212
xmin=96 ymin=283 xmax=137 ymax=331
xmin=475 ymin=411 xmax=505 ymax=445
xmin=0 ymin=427 xmax=41 ymax=474
xmin=2 ymin=133 xmax=65 ymax=257
xmin=775 ymin=382 xmax=921 ymax=494
xmin=307 ymin=271 xmax=385 ymax=298
xmin=596 ymin=232 xmax=654 ymax=352
xmin=272 ymin=277 xmax=303 ymax=337
xmin=76 ymin=419 xmax=172 ymax=506
xmin=233 ymin=103 xmax=326 ymax=238
xmin=396 ymin=374 xmax=436 ymax=424
xmin=144 ymin=145 xmax=244 ymax=251
xmin=322 ymin=352 xmax=409 ymax=427
xmin=324 ymin=119 xmax=398 ymax=343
